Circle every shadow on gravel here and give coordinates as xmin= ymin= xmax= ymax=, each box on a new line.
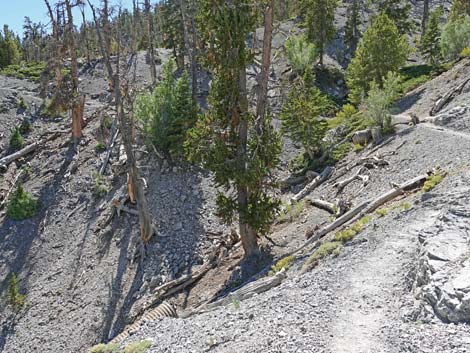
xmin=397 ymin=88 xmax=425 ymax=113
xmin=0 ymin=144 xmax=76 ymax=294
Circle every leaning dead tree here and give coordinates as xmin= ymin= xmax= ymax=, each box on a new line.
xmin=44 ymin=0 xmax=62 ymax=90
xmin=65 ymin=0 xmax=86 ymax=143
xmin=88 ymin=1 xmax=154 ymax=245
xmin=145 ymin=0 xmax=157 ymax=84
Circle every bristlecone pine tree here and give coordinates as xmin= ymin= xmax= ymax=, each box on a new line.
xmin=346 ymin=12 xmax=409 ymax=104
xmin=375 ymin=0 xmax=413 ymax=35
xmin=420 ymin=7 xmax=443 ymax=67
xmin=186 ymin=0 xmax=281 ymax=258
xmin=450 ymin=0 xmax=470 ymax=21
xmin=344 ymin=0 xmax=364 ymax=54
xmin=301 ymin=0 xmax=338 ymax=66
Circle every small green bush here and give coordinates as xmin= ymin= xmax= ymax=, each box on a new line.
xmin=285 ymin=34 xmax=318 ymax=76
xmin=0 ymin=62 xmax=46 ymax=82
xmin=95 ymin=142 xmax=107 ymax=153
xmin=17 ymin=97 xmax=27 ymax=110
xmin=460 ymin=46 xmax=470 ymax=57
xmin=9 ymin=127 xmax=24 ymax=150
xmin=19 ymin=119 xmax=32 ymax=134
xmin=123 ymin=340 xmax=152 ymax=353
xmin=423 ymin=174 xmax=443 ymax=192
xmin=8 ymin=273 xmax=25 ymax=309
xmin=89 ymin=343 xmax=120 ymax=353
xmin=278 ymin=201 xmax=305 ymax=223
xmin=335 ymin=216 xmax=371 ymax=243
xmin=269 ymin=255 xmax=294 ymax=275
xmin=303 ymin=241 xmax=342 ymax=269
xmin=375 ymin=208 xmax=388 ymax=217
xmin=93 ymin=173 xmax=109 ymax=197
xmin=7 ymin=185 xmax=38 ymax=220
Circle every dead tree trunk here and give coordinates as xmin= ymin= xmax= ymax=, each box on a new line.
xmin=94 ymin=5 xmax=154 ymax=245
xmin=421 ymin=0 xmax=430 ymax=37
xmin=65 ymin=0 xmax=84 ymax=143
xmin=256 ymin=0 xmax=274 ymax=121
xmin=145 ymin=0 xmax=157 ymax=85
xmin=79 ymin=3 xmax=91 ymax=64
xmin=291 ymin=166 xmax=334 ymax=203
xmin=44 ymin=0 xmax=62 ymax=90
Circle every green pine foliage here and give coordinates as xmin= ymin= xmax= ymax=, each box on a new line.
xmin=161 ymin=0 xmax=185 ymax=67
xmin=135 ymin=59 xmax=197 ymax=156
xmin=420 ymin=7 xmax=443 ymax=67
xmin=450 ymin=0 xmax=470 ymax=22
xmin=123 ymin=340 xmax=152 ymax=353
xmin=186 ymin=0 xmax=282 ymax=240
xmin=441 ymin=16 xmax=470 ymax=61
xmin=375 ymin=0 xmax=413 ymax=34
xmin=344 ymin=0 xmax=364 ymax=53
xmin=280 ymin=72 xmax=334 ymax=160
xmin=364 ymin=71 xmax=401 ymax=133
xmin=284 ymin=34 xmax=318 ymax=76
xmin=0 ymin=25 xmax=22 ymax=69
xmin=301 ymin=0 xmax=339 ymax=65
xmin=8 ymin=273 xmax=25 ymax=309
xmin=7 ymin=184 xmax=38 ymax=220
xmin=346 ymin=13 xmax=409 ymax=104
xmin=89 ymin=343 xmax=120 ymax=353
xmin=9 ymin=127 xmax=25 ymax=150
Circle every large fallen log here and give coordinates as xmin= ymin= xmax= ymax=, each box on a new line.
xmin=290 ymin=166 xmax=334 ymax=203
xmin=288 ymin=172 xmax=430 ymax=257
xmin=430 ymin=78 xmax=470 ymax=116
xmin=0 ymin=131 xmax=64 ymax=167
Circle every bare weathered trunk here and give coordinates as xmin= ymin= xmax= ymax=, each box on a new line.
xmin=102 ymin=0 xmax=112 ymax=57
xmin=79 ymin=4 xmax=91 ymax=64
xmin=44 ymin=0 xmax=62 ymax=89
xmin=94 ymin=5 xmax=154 ymax=245
xmin=237 ymin=65 xmax=259 ymax=257
xmin=145 ymin=0 xmax=157 ymax=85
xmin=421 ymin=0 xmax=430 ymax=37
xmin=190 ymin=0 xmax=198 ymax=98
xmin=88 ymin=0 xmax=114 ymax=91
xmin=256 ymin=0 xmax=274 ymax=122
xmin=65 ymin=0 xmax=84 ymax=143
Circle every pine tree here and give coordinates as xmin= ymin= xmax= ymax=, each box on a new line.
xmin=346 ymin=13 xmax=409 ymax=104
xmin=440 ymin=15 xmax=470 ymax=60
xmin=420 ymin=7 xmax=443 ymax=67
xmin=161 ymin=0 xmax=185 ymax=69
xmin=186 ymin=0 xmax=281 ymax=258
xmin=135 ymin=60 xmax=197 ymax=156
xmin=375 ymin=0 xmax=413 ymax=35
xmin=301 ymin=0 xmax=338 ymax=66
xmin=280 ymin=70 xmax=333 ymax=161
xmin=344 ymin=0 xmax=364 ymax=53
xmin=450 ymin=0 xmax=470 ymax=22
xmin=0 ymin=25 xmax=22 ymax=68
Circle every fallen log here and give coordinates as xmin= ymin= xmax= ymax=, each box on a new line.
xmin=99 ymin=120 xmax=119 ymax=175
xmin=0 ymin=163 xmax=23 ymax=210
xmin=334 ymin=166 xmax=369 ymax=193
xmin=430 ymin=78 xmax=470 ymax=116
xmin=307 ymin=198 xmax=337 ymax=214
xmin=0 ymin=131 xmax=64 ymax=167
xmin=290 ymin=166 xmax=334 ymax=203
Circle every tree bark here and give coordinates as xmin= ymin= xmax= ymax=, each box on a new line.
xmin=44 ymin=0 xmax=62 ymax=90
xmin=256 ymin=0 xmax=274 ymax=123
xmin=145 ymin=0 xmax=157 ymax=85
xmin=421 ymin=0 xmax=430 ymax=37
xmin=237 ymin=63 xmax=259 ymax=257
xmin=79 ymin=3 xmax=91 ymax=64
xmin=291 ymin=166 xmax=334 ymax=203
xmin=65 ymin=0 xmax=84 ymax=143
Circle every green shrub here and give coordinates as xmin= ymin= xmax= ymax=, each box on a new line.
xmin=278 ymin=201 xmax=305 ymax=223
xmin=335 ymin=216 xmax=371 ymax=243
xmin=460 ymin=46 xmax=470 ymax=57
xmin=19 ymin=119 xmax=32 ymax=134
xmin=123 ymin=340 xmax=152 ymax=353
xmin=285 ymin=34 xmax=318 ymax=76
xmin=441 ymin=16 xmax=470 ymax=60
xmin=269 ymin=255 xmax=294 ymax=275
xmin=8 ymin=273 xmax=25 ymax=309
xmin=136 ymin=60 xmax=197 ymax=156
xmin=303 ymin=241 xmax=342 ymax=269
xmin=7 ymin=185 xmax=38 ymax=220
xmin=17 ymin=97 xmax=27 ymax=110
xmin=9 ymin=127 xmax=24 ymax=150
xmin=95 ymin=142 xmax=107 ymax=153
xmin=93 ymin=173 xmax=109 ymax=197
xmin=375 ymin=208 xmax=388 ymax=217
xmin=364 ymin=72 xmax=401 ymax=132
xmin=423 ymin=174 xmax=443 ymax=192
xmin=0 ymin=62 xmax=46 ymax=82
xmin=89 ymin=343 xmax=120 ymax=353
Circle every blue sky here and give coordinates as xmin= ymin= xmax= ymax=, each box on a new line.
xmin=0 ymin=0 xmax=134 ymax=37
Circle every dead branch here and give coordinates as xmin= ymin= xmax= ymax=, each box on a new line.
xmin=0 ymin=163 xmax=23 ymax=210
xmin=290 ymin=166 xmax=334 ymax=203
xmin=99 ymin=118 xmax=119 ymax=175
xmin=306 ymin=198 xmax=337 ymax=214
xmin=430 ymin=77 xmax=470 ymax=116
xmin=334 ymin=166 xmax=369 ymax=193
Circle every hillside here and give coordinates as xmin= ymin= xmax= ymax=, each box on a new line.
xmin=0 ymin=1 xmax=469 ymax=353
